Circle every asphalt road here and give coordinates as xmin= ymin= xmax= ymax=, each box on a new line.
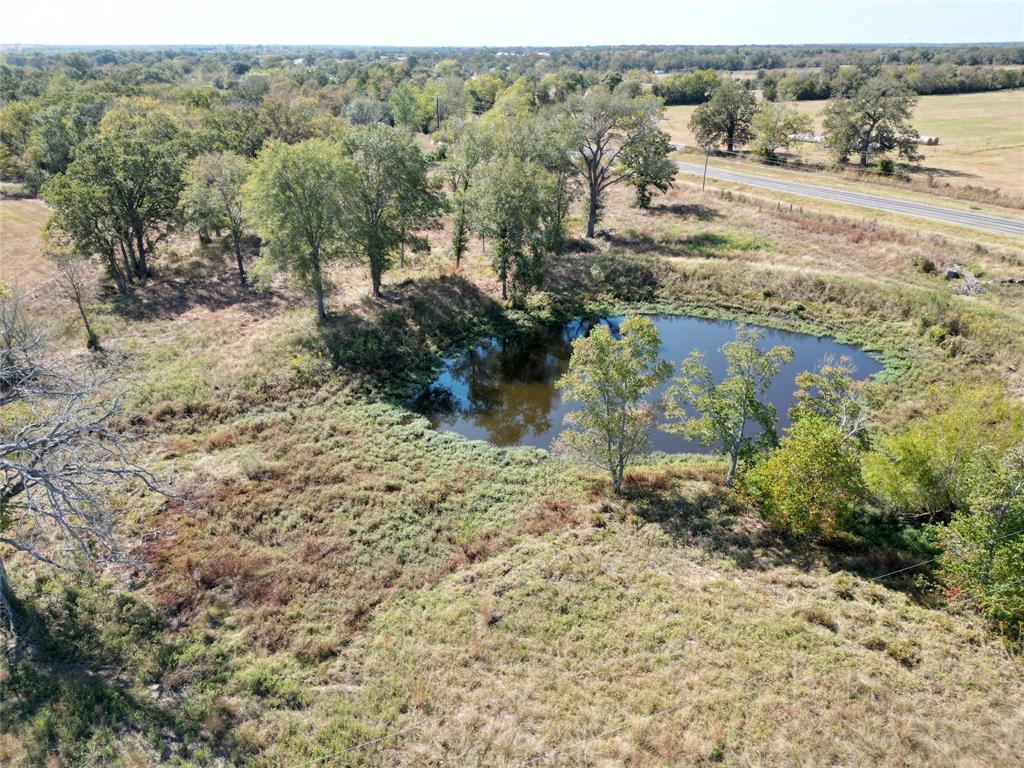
xmin=676 ymin=161 xmax=1024 ymax=237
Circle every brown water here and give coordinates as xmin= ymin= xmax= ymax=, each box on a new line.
xmin=412 ymin=315 xmax=883 ymax=453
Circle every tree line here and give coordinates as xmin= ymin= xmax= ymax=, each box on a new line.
xmin=32 ymin=84 xmax=675 ymax=322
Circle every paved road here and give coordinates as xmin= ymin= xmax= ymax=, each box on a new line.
xmin=676 ymin=161 xmax=1024 ymax=237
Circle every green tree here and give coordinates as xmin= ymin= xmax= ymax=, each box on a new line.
xmin=937 ymin=445 xmax=1024 ymax=640
xmin=24 ymin=96 xmax=106 ymax=192
xmin=746 ymin=416 xmax=865 ymax=539
xmin=183 ymin=151 xmax=252 ymax=284
xmin=471 ymin=156 xmax=548 ymax=301
xmin=43 ymin=171 xmax=131 ymax=295
xmin=749 ymin=101 xmax=813 ymax=160
xmin=665 ymin=327 xmax=794 ymax=486
xmin=863 ymin=386 xmax=1024 ymax=521
xmin=822 ymin=74 xmax=922 ymax=167
xmin=790 ymin=356 xmax=876 ymax=447
xmin=243 ymin=139 xmax=354 ymax=321
xmin=199 ymin=105 xmax=268 ymax=157
xmin=444 ymin=123 xmax=493 ymax=267
xmin=558 ymin=89 xmax=669 ymax=237
xmin=345 ymin=96 xmax=391 ymax=126
xmin=620 ymin=122 xmax=676 ymax=209
xmin=689 ymin=80 xmax=757 ymax=153
xmin=42 ymin=107 xmax=186 ymax=282
xmin=652 ymin=69 xmax=720 ymax=105
xmin=388 ymin=83 xmax=430 ymax=132
xmin=556 ymin=316 xmax=671 ymax=494
xmin=343 ymin=124 xmax=441 ymax=297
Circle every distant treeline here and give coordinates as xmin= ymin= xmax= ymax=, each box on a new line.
xmin=653 ymin=62 xmax=1024 ymax=105
xmin=3 ymin=41 xmax=1024 ymax=77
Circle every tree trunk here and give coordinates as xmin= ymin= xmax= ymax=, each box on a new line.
xmin=119 ymin=237 xmax=138 ymax=281
xmin=311 ymin=255 xmax=327 ymax=322
xmin=77 ymin=300 xmax=98 ymax=350
xmin=725 ymin=451 xmax=738 ymax=487
xmin=134 ymin=228 xmax=149 ymax=279
xmin=859 ymin=135 xmax=871 ymax=167
xmin=500 ymin=268 xmax=507 ymax=300
xmin=370 ymin=254 xmax=383 ymax=298
xmin=726 ymin=126 xmax=735 ymax=154
xmin=0 ymin=556 xmax=18 ymax=645
xmin=232 ymin=232 xmax=246 ymax=286
xmin=586 ymin=185 xmax=599 ymax=238
xmin=103 ymin=249 xmax=129 ymax=295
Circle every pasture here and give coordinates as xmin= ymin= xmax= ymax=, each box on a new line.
xmin=663 ymin=89 xmax=1024 ymax=197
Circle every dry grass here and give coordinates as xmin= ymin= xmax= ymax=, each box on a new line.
xmin=663 ymin=89 xmax=1024 ymax=200
xmin=3 ymin=170 xmax=1024 ymax=767
xmin=0 ymin=199 xmax=52 ymax=292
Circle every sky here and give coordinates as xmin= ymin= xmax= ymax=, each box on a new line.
xmin=4 ymin=0 xmax=1023 ymax=47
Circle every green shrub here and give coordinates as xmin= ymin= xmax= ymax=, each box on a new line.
xmin=936 ymin=445 xmax=1024 ymax=641
xmin=876 ymin=157 xmax=895 ymax=176
xmin=746 ymin=416 xmax=865 ymax=539
xmin=863 ymin=386 xmax=1024 ymax=521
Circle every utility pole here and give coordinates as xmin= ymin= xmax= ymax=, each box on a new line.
xmin=702 ymin=145 xmax=710 ymax=192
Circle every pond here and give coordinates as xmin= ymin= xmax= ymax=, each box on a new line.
xmin=411 ymin=315 xmax=883 ymax=453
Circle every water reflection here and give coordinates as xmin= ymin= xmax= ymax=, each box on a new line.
xmin=412 ymin=315 xmax=883 ymax=453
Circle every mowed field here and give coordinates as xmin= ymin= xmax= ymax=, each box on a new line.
xmin=0 ymin=198 xmax=52 ymax=292
xmin=663 ymin=89 xmax=1024 ymax=196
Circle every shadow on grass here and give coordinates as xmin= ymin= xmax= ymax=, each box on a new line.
xmin=301 ymin=274 xmax=508 ymax=399
xmin=113 ymin=272 xmax=283 ymax=323
xmin=620 ymin=471 xmax=938 ymax=600
xmin=649 ymin=202 xmax=722 ymax=221
xmin=604 ymin=229 xmax=744 ymax=260
xmin=0 ymin=580 xmax=209 ymax=764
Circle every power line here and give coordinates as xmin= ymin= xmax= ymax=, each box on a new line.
xmin=863 ymin=524 xmax=1024 ymax=584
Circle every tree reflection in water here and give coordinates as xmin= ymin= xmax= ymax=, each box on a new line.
xmin=412 ymin=315 xmax=881 ymax=452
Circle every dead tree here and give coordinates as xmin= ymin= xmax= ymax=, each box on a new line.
xmin=0 ymin=289 xmax=161 ymax=656
xmin=52 ymin=253 xmax=100 ymax=350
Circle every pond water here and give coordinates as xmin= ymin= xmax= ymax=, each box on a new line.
xmin=411 ymin=315 xmax=883 ymax=453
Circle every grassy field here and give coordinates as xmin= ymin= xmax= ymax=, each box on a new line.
xmin=663 ymin=89 xmax=1024 ymax=198
xmin=2 ymin=171 xmax=1024 ymax=766
xmin=0 ymin=199 xmax=53 ymax=292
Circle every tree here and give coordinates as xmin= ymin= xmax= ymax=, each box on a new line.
xmin=389 ymin=83 xmax=430 ymax=132
xmin=345 ymin=96 xmax=391 ymax=126
xmin=42 ymin=107 xmax=186 ymax=282
xmin=746 ymin=416 xmax=865 ymax=539
xmin=822 ymin=74 xmax=922 ymax=167
xmin=620 ymin=122 xmax=676 ymax=209
xmin=749 ymin=101 xmax=813 ymax=160
xmin=689 ymin=79 xmax=757 ymax=153
xmin=471 ymin=156 xmax=548 ymax=301
xmin=862 ymin=386 xmax=1023 ymax=521
xmin=558 ymin=90 xmax=669 ymax=237
xmin=342 ymin=124 xmax=442 ymax=297
xmin=652 ymin=69 xmax=720 ymax=105
xmin=665 ymin=327 xmax=793 ymax=486
xmin=0 ymin=289 xmax=158 ymax=652
xmin=790 ymin=356 xmax=876 ymax=447
xmin=43 ymin=173 xmax=131 ymax=295
xmin=444 ymin=123 xmax=493 ymax=267
xmin=244 ymin=139 xmax=354 ymax=321
xmin=556 ymin=316 xmax=671 ymax=494
xmin=938 ymin=445 xmax=1024 ymax=640
xmin=183 ymin=151 xmax=252 ymax=285
xmin=51 ymin=253 xmax=99 ymax=349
